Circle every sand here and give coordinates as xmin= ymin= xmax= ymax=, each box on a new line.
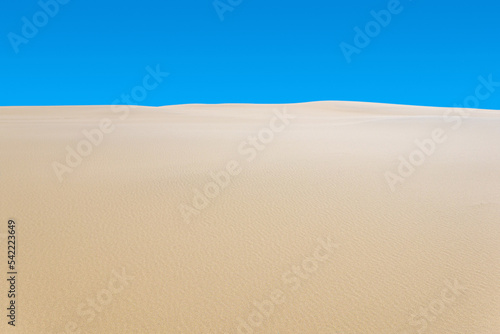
xmin=0 ymin=102 xmax=499 ymax=333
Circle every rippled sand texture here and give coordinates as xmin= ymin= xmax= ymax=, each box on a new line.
xmin=1 ymin=102 xmax=499 ymax=333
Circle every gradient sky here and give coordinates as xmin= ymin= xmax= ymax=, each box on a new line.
xmin=1 ymin=0 xmax=499 ymax=108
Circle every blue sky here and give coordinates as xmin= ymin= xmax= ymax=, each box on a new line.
xmin=1 ymin=0 xmax=499 ymax=108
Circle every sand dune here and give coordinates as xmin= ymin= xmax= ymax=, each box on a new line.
xmin=0 ymin=102 xmax=499 ymax=333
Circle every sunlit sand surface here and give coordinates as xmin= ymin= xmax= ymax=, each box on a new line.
xmin=1 ymin=102 xmax=499 ymax=333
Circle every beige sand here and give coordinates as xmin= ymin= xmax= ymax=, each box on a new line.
xmin=0 ymin=102 xmax=499 ymax=333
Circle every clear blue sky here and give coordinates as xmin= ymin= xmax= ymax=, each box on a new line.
xmin=1 ymin=0 xmax=499 ymax=108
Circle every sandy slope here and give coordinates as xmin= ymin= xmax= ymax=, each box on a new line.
xmin=0 ymin=102 xmax=499 ymax=333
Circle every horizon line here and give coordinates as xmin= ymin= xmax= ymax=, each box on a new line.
xmin=0 ymin=100 xmax=499 ymax=111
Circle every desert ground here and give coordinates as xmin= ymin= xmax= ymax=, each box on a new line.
xmin=0 ymin=102 xmax=499 ymax=333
